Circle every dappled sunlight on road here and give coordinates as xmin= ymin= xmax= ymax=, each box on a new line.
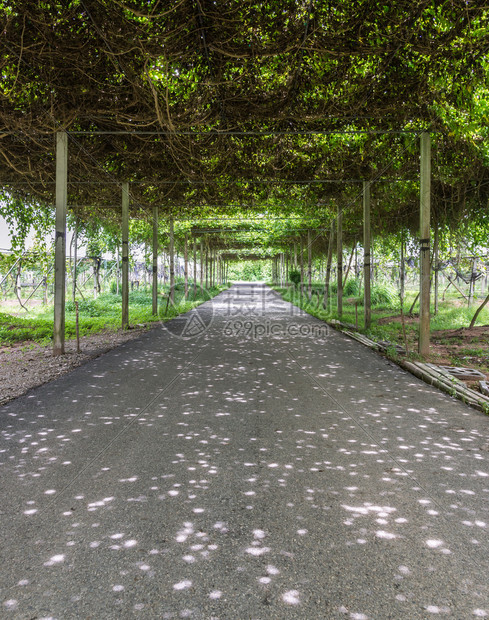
xmin=1 ymin=284 xmax=489 ymax=617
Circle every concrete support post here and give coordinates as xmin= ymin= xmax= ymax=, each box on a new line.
xmin=434 ymin=224 xmax=439 ymax=315
xmin=363 ymin=181 xmax=371 ymax=329
xmin=323 ymin=222 xmax=334 ymax=310
xmin=193 ymin=239 xmax=197 ymax=296
xmin=419 ymin=131 xmax=431 ymax=355
xmin=400 ymin=229 xmax=405 ymax=302
xmin=53 ymin=131 xmax=68 ymax=356
xmin=184 ymin=233 xmax=189 ymax=299
xmin=121 ymin=182 xmax=129 ymax=329
xmin=200 ymin=241 xmax=204 ymax=292
xmin=169 ymin=217 xmax=175 ymax=305
xmin=152 ymin=206 xmax=158 ymax=315
xmin=300 ymin=239 xmax=304 ymax=298
xmin=205 ymin=244 xmax=209 ymax=289
xmin=307 ymin=230 xmax=312 ymax=299
xmin=337 ymin=204 xmax=343 ymax=317
xmin=72 ymin=217 xmax=78 ymax=303
xmin=211 ymin=248 xmax=214 ymax=287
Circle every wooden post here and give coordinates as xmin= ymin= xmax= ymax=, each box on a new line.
xmin=337 ymin=204 xmax=343 ymax=317
xmin=169 ymin=216 xmax=175 ymax=305
xmin=469 ymin=258 xmax=476 ymax=307
xmin=75 ymin=300 xmax=81 ymax=353
xmin=363 ymin=181 xmax=371 ymax=329
xmin=53 ymin=131 xmax=68 ymax=355
xmin=121 ymin=182 xmax=129 ymax=329
xmin=419 ymin=131 xmax=431 ymax=356
xmin=152 ymin=206 xmax=158 ymax=315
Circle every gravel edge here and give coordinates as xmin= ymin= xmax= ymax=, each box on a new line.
xmin=0 ymin=327 xmax=151 ymax=407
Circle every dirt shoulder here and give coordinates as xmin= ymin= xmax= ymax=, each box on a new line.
xmin=0 ymin=327 xmax=150 ymax=407
xmin=377 ymin=315 xmax=489 ymax=388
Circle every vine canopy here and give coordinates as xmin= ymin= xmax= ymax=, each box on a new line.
xmin=1 ymin=0 xmax=488 ymax=241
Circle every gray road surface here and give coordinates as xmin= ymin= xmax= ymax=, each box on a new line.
xmin=1 ymin=283 xmax=489 ymax=619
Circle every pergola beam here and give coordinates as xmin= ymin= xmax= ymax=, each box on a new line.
xmin=65 ymin=129 xmax=425 ymax=136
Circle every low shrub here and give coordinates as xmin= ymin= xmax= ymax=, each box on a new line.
xmin=128 ymin=291 xmax=153 ymax=306
xmin=109 ymin=280 xmax=120 ymax=295
xmin=289 ymin=269 xmax=301 ymax=287
xmin=370 ymin=282 xmax=398 ymax=306
xmin=329 ymin=279 xmax=361 ymax=296
xmin=65 ymin=299 xmax=102 ymax=316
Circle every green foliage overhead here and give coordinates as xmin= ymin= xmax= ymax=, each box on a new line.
xmin=0 ymin=1 xmax=488 ymax=256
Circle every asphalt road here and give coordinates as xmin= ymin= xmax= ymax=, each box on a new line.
xmin=1 ymin=283 xmax=489 ymax=619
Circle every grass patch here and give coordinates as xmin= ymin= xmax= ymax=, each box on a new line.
xmin=0 ymin=283 xmax=228 ymax=345
xmin=430 ymin=304 xmax=489 ymax=331
xmin=274 ymin=281 xmax=489 ymax=355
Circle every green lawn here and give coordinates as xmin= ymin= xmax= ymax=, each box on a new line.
xmin=0 ymin=284 xmax=227 ymax=345
xmin=275 ymin=280 xmax=489 ymax=351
